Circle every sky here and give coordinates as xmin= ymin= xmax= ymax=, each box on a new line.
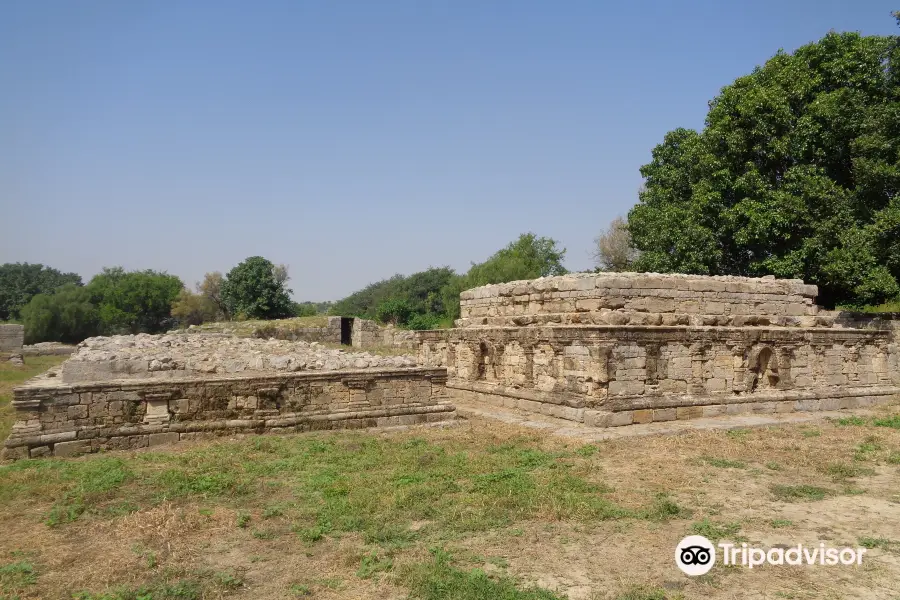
xmin=1 ymin=1 xmax=897 ymax=301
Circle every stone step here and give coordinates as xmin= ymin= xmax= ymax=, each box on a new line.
xmin=453 ymin=400 xmax=896 ymax=442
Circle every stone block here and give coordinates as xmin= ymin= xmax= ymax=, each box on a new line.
xmin=608 ymin=411 xmax=634 ymax=427
xmin=632 ymin=409 xmax=653 ymax=424
xmin=795 ymin=399 xmax=822 ymax=412
xmin=148 ymin=432 xmax=180 ymax=447
xmin=676 ymin=406 xmax=703 ymax=420
xmin=67 ymin=405 xmax=88 ymax=420
xmin=54 ymin=440 xmax=91 ymax=457
xmin=29 ymin=446 xmax=51 ymax=458
xmin=652 ymin=408 xmax=676 ymax=422
xmin=701 ymin=404 xmax=726 ymax=418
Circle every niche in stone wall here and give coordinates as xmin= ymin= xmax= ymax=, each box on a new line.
xmin=747 ymin=346 xmax=779 ymax=391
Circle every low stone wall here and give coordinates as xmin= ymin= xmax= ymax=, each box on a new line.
xmin=458 ymin=273 xmax=822 ymax=328
xmin=251 ymin=316 xmax=342 ymax=344
xmin=437 ymin=325 xmax=899 ymax=426
xmin=22 ymin=342 xmax=77 ymax=356
xmin=351 ymin=319 xmax=419 ymax=350
xmin=3 ymin=367 xmax=454 ymax=460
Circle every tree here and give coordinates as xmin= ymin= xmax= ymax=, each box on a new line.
xmin=329 ymin=267 xmax=456 ymax=320
xmin=0 ymin=263 xmax=82 ymax=321
xmin=375 ymin=298 xmax=412 ymax=326
xmin=221 ymin=256 xmax=294 ymax=320
xmin=20 ymin=284 xmax=99 ymax=344
xmin=594 ymin=216 xmax=639 ymax=272
xmin=198 ymin=272 xmax=229 ymax=320
xmin=88 ymin=267 xmax=184 ymax=334
xmin=170 ymin=288 xmax=219 ymax=326
xmin=441 ymin=233 xmax=568 ymax=318
xmin=628 ymin=28 xmax=900 ymax=307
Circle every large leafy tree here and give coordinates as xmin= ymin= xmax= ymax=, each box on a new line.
xmin=0 ymin=262 xmax=82 ymax=321
xmin=20 ymin=284 xmax=99 ymax=344
xmin=221 ymin=256 xmax=294 ymax=320
xmin=88 ymin=267 xmax=184 ymax=334
xmin=628 ymin=28 xmax=900 ymax=307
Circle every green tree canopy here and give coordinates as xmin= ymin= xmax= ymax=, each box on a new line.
xmin=0 ymin=262 xmax=82 ymax=321
xmin=628 ymin=29 xmax=900 ymax=308
xmin=87 ymin=267 xmax=184 ymax=334
xmin=20 ymin=284 xmax=99 ymax=344
xmin=442 ymin=233 xmax=568 ymax=318
xmin=221 ymin=256 xmax=294 ymax=320
xmin=330 ymin=267 xmax=457 ymax=319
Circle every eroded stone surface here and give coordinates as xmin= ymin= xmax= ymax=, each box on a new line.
xmin=60 ymin=333 xmax=418 ymax=382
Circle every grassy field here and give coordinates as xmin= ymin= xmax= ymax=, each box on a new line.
xmin=1 ymin=362 xmax=900 ymax=599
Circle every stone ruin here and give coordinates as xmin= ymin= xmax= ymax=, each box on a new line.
xmin=2 ymin=333 xmax=451 ymax=460
xmin=0 ymin=324 xmax=25 ymax=366
xmin=417 ymin=272 xmax=900 ymax=427
xmin=4 ymin=272 xmax=899 ymax=460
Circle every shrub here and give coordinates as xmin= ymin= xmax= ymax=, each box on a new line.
xmin=21 ymin=284 xmax=100 ymax=344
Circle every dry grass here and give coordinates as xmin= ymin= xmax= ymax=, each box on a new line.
xmin=2 ymin=401 xmax=900 ymax=599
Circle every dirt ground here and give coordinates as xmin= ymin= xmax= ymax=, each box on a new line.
xmin=2 ymin=392 xmax=900 ymax=599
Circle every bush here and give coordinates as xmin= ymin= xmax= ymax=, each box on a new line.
xmin=170 ymin=289 xmax=219 ymax=327
xmin=0 ymin=263 xmax=82 ymax=321
xmin=375 ymin=298 xmax=412 ymax=326
xmin=21 ymin=284 xmax=99 ymax=344
xmin=88 ymin=267 xmax=183 ymax=334
xmin=405 ymin=313 xmax=442 ymax=330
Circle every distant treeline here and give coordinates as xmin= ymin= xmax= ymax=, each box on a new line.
xmin=329 ymin=232 xmax=567 ymax=329
xmin=0 ymin=232 xmax=568 ymax=344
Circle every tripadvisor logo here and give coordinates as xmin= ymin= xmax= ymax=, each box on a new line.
xmin=675 ymin=536 xmax=868 ymax=576
xmin=675 ymin=535 xmax=716 ymax=576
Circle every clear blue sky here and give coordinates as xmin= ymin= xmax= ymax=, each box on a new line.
xmin=1 ymin=1 xmax=896 ymax=301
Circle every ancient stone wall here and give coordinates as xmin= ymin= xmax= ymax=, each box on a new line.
xmin=251 ymin=316 xmax=343 ymax=344
xmin=458 ymin=273 xmax=822 ymax=328
xmin=0 ymin=324 xmax=24 ymax=364
xmin=440 ymin=273 xmax=900 ymax=426
xmin=1 ymin=324 xmax=24 ymax=353
xmin=351 ymin=319 xmax=419 ymax=350
xmin=3 ymin=367 xmax=453 ymax=460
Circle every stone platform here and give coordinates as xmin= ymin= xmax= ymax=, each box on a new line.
xmin=418 ymin=273 xmax=900 ymax=428
xmin=2 ymin=333 xmax=453 ymax=460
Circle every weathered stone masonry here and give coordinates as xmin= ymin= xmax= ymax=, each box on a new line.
xmin=3 ymin=367 xmax=453 ymax=460
xmin=419 ymin=273 xmax=900 ymax=426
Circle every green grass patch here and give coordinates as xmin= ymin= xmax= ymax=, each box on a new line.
xmin=0 ymin=431 xmax=633 ymax=538
xmin=400 ymin=549 xmax=564 ymax=600
xmin=853 ymin=436 xmax=883 ymax=461
xmin=770 ymin=519 xmax=793 ymax=528
xmin=824 ymin=463 xmax=875 ymax=482
xmin=873 ymin=415 xmax=900 ymax=429
xmin=771 ymin=484 xmax=830 ymax=502
xmin=858 ymin=537 xmax=900 ymax=552
xmin=0 ymin=558 xmax=38 ymax=595
xmin=833 ymin=415 xmax=868 ymax=426
xmin=690 ymin=518 xmax=742 ymax=542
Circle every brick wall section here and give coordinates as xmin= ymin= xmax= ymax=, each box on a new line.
xmin=0 ymin=324 xmax=24 ymax=354
xmin=458 ymin=273 xmax=822 ymax=328
xmin=2 ymin=367 xmax=454 ymax=460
